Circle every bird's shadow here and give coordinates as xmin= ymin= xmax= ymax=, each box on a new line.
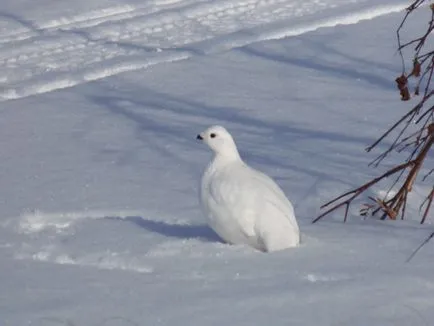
xmin=106 ymin=216 xmax=222 ymax=243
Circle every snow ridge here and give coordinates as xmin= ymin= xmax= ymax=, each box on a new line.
xmin=17 ymin=210 xmax=144 ymax=233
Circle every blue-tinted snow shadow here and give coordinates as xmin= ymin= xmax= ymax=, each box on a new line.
xmin=239 ymin=43 xmax=395 ymax=91
xmin=89 ymin=87 xmax=391 ymax=149
xmin=106 ymin=216 xmax=222 ymax=243
xmin=88 ymin=86 xmax=390 ymax=174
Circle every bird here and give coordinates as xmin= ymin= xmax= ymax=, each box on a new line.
xmin=197 ymin=125 xmax=300 ymax=252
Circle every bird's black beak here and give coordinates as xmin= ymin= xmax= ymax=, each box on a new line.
xmin=196 ymin=134 xmax=203 ymax=140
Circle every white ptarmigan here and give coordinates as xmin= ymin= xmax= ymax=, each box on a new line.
xmin=197 ymin=125 xmax=300 ymax=252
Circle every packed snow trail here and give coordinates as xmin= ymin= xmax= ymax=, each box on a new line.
xmin=0 ymin=0 xmax=408 ymax=100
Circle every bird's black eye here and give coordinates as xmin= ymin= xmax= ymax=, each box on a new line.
xmin=210 ymin=133 xmax=216 ymax=138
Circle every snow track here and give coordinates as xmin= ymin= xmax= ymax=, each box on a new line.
xmin=0 ymin=0 xmax=408 ymax=100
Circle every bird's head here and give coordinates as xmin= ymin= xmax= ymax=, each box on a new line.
xmin=197 ymin=125 xmax=240 ymax=160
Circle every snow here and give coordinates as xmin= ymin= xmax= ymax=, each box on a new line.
xmin=0 ymin=0 xmax=411 ymax=100
xmin=198 ymin=125 xmax=300 ymax=251
xmin=0 ymin=0 xmax=434 ymax=325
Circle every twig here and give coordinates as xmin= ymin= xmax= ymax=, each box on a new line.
xmin=314 ymin=132 xmax=433 ymax=223
xmin=420 ymin=187 xmax=434 ymax=224
xmin=312 ymin=160 xmax=414 ymax=223
xmin=406 ymin=230 xmax=434 ymax=262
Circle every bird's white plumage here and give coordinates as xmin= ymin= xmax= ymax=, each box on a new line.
xmin=198 ymin=125 xmax=300 ymax=252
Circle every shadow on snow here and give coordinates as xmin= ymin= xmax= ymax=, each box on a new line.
xmin=106 ymin=215 xmax=222 ymax=243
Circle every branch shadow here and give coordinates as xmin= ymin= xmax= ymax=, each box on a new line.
xmin=0 ymin=12 xmax=42 ymax=34
xmin=239 ymin=44 xmax=394 ymax=90
xmin=84 ymin=83 xmax=392 ymax=189
xmin=106 ymin=216 xmax=222 ymax=243
xmin=89 ymin=86 xmax=390 ymax=147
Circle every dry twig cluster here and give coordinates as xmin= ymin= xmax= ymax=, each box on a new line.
xmin=314 ymin=1 xmax=434 ymax=224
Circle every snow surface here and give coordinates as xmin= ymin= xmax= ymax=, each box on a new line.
xmin=1 ymin=0 xmax=434 ymax=325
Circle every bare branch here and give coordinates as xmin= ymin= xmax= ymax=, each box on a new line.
xmin=312 ymin=160 xmax=414 ymax=223
xmin=420 ymin=187 xmax=434 ymax=224
xmin=315 ymin=1 xmax=434 ymax=224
